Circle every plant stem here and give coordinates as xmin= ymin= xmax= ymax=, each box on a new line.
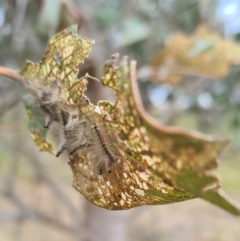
xmin=0 ymin=66 xmax=24 ymax=85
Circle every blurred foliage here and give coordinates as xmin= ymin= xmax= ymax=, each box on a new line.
xmin=152 ymin=25 xmax=240 ymax=83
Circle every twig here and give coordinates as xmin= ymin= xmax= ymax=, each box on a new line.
xmin=0 ymin=67 xmax=24 ymax=85
xmin=33 ymin=209 xmax=77 ymax=233
xmin=0 ymin=210 xmax=76 ymax=233
xmin=1 ymin=131 xmax=79 ymax=232
xmin=2 ymin=158 xmax=77 ymax=234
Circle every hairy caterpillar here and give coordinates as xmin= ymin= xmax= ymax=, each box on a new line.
xmin=64 ymin=74 xmax=119 ymax=174
xmin=23 ymin=75 xmax=91 ymax=157
xmin=24 ymin=79 xmax=68 ymax=156
xmin=92 ymin=123 xmax=118 ymax=173
xmin=24 ymin=75 xmax=119 ymax=174
xmin=24 ymin=79 xmax=62 ymax=126
xmin=66 ymin=110 xmax=119 ymax=174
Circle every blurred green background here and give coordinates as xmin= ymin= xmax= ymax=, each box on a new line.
xmin=0 ymin=0 xmax=240 ymax=240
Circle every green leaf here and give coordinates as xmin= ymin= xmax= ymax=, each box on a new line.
xmin=112 ymin=17 xmax=150 ymax=47
xmin=176 ymin=169 xmax=240 ymax=216
xmin=94 ymin=7 xmax=120 ymax=29
xmin=37 ymin=0 xmax=62 ymax=36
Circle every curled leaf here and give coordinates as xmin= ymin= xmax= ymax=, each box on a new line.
xmin=14 ymin=25 xmax=240 ymax=215
xmin=131 ymin=60 xmax=240 ymax=215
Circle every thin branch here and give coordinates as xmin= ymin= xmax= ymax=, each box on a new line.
xmin=1 ymin=181 xmax=77 ymax=233
xmin=1 ymin=135 xmax=79 ymax=231
xmin=0 ymin=210 xmax=76 ymax=233
xmin=0 ymin=66 xmax=24 ymax=85
xmin=32 ymin=209 xmax=77 ymax=233
xmin=2 ymin=178 xmax=77 ymax=233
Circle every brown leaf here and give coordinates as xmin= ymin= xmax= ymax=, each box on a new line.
xmin=131 ymin=60 xmax=240 ymax=215
xmin=152 ymin=25 xmax=240 ymax=84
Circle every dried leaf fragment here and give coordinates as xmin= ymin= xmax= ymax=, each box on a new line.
xmin=152 ymin=25 xmax=240 ymax=84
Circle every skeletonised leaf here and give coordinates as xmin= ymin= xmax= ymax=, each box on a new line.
xmin=130 ymin=60 xmax=240 ymax=214
xmin=70 ymin=55 xmax=195 ymax=209
xmin=19 ymin=25 xmax=94 ymax=153
xmin=152 ymin=25 xmax=240 ymax=84
xmin=15 ymin=25 xmax=240 ymax=214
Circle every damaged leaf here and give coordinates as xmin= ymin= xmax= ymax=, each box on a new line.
xmin=14 ymin=25 xmax=240 ymax=214
xmin=152 ymin=25 xmax=240 ymax=84
xmin=19 ymin=25 xmax=94 ymax=153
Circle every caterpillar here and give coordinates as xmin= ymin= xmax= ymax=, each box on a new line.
xmin=67 ymin=112 xmax=119 ymax=174
xmin=23 ymin=75 xmax=119 ymax=175
xmin=24 ymin=79 xmax=62 ymax=126
xmin=93 ymin=123 xmax=118 ymax=172
xmin=24 ymin=79 xmax=68 ymax=156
